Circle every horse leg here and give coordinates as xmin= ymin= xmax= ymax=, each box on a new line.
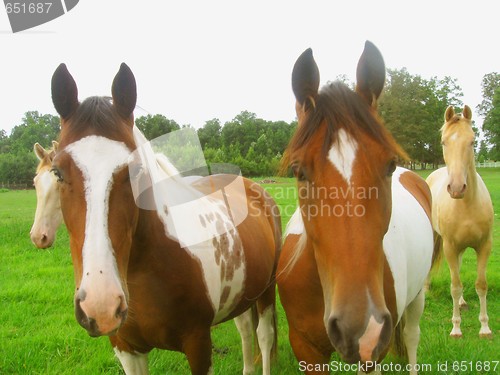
xmin=475 ymin=239 xmax=492 ymax=338
xmin=256 ymin=304 xmax=276 ymax=375
xmin=113 ymin=348 xmax=149 ymax=375
xmin=457 ymin=252 xmax=468 ymax=310
xmin=255 ymin=285 xmax=277 ymax=375
xmin=184 ymin=330 xmax=214 ymax=375
xmin=234 ymin=309 xmax=255 ymax=375
xmin=443 ymin=241 xmax=464 ymax=337
xmin=403 ymin=289 xmax=425 ymax=375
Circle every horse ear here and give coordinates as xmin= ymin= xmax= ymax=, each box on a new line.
xmin=355 ymin=41 xmax=385 ymax=107
xmin=51 ymin=63 xmax=79 ymax=120
xmin=463 ymin=105 xmax=472 ymax=120
xmin=445 ymin=106 xmax=455 ymax=122
xmin=50 ymin=141 xmax=59 ymax=158
xmin=112 ymin=63 xmax=137 ymax=121
xmin=34 ymin=143 xmax=47 ymax=160
xmin=292 ymin=48 xmax=320 ymax=108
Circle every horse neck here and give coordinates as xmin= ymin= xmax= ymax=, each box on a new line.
xmin=463 ymin=156 xmax=479 ymax=202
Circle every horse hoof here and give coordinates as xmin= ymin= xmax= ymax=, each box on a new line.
xmin=450 ymin=333 xmax=462 ymax=339
xmin=459 ymin=303 xmax=469 ymax=310
xmin=479 ymin=332 xmax=493 ymax=339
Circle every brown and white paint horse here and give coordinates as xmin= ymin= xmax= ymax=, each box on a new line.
xmin=426 ymin=106 xmax=493 ymax=338
xmin=50 ymin=63 xmax=281 ymax=374
xmin=277 ymin=42 xmax=436 ymax=374
xmin=31 ymin=141 xmax=62 ymax=248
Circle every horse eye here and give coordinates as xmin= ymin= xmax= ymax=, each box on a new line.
xmin=387 ymin=160 xmax=397 ymax=177
xmin=50 ymin=168 xmax=63 ymax=182
xmin=291 ymin=164 xmax=307 ymax=182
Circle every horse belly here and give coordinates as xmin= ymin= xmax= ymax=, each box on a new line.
xmin=383 ymin=177 xmax=434 ymax=321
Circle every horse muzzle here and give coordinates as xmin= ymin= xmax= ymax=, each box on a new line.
xmin=327 ymin=310 xmax=392 ymax=363
xmin=74 ymin=288 xmax=128 ymax=337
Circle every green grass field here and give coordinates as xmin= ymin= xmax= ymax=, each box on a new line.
xmin=0 ymin=168 xmax=499 ymax=374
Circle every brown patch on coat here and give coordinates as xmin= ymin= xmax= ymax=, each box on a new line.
xmin=398 ymin=170 xmax=432 ymax=221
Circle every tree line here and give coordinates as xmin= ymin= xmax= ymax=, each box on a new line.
xmin=1 ymin=69 xmax=498 ymax=187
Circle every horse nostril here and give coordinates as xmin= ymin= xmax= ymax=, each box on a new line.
xmin=329 ymin=317 xmax=341 ymax=340
xmin=328 ymin=316 xmax=353 ymax=359
xmin=115 ymin=295 xmax=128 ymax=320
xmin=75 ymin=296 xmax=88 ymax=328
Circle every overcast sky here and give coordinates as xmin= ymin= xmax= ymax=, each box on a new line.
xmin=1 ymin=0 xmax=498 ymax=135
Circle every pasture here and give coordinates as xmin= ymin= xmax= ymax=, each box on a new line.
xmin=0 ymin=168 xmax=499 ymax=374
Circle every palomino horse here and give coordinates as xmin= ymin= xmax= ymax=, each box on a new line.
xmin=31 ymin=141 xmax=62 ymax=248
xmin=277 ymin=42 xmax=436 ymax=374
xmin=50 ymin=63 xmax=281 ymax=374
xmin=426 ymin=105 xmax=493 ymax=338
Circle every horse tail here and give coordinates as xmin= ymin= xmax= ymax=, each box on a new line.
xmin=270 ymin=301 xmax=278 ymax=361
xmin=391 ymin=314 xmax=407 ymax=360
xmin=425 ymin=231 xmax=443 ymax=291
xmin=431 ymin=231 xmax=443 ymax=270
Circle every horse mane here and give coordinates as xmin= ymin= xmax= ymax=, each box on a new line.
xmin=282 ymin=81 xmax=407 ymax=170
xmin=60 ymin=96 xmax=134 ymax=147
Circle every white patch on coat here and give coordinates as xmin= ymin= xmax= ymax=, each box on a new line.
xmin=327 ymin=128 xmax=358 ymax=184
xmin=285 ymin=207 xmax=304 ymax=235
xmin=113 ymin=348 xmax=148 ymax=374
xmin=382 ymin=167 xmax=433 ymax=321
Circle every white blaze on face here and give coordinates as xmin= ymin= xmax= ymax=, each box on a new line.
xmin=65 ymin=136 xmax=131 ymax=296
xmin=358 ymin=315 xmax=384 ymax=362
xmin=33 ymin=169 xmax=60 ymax=226
xmin=327 ymin=128 xmax=358 ymax=185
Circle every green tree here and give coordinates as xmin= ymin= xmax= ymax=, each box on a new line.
xmin=0 ymin=130 xmax=9 ymax=153
xmin=197 ymin=119 xmax=222 ymax=149
xmin=135 ymin=114 xmax=180 ymax=140
xmin=477 ymin=140 xmax=489 ymax=163
xmin=477 ymin=72 xmax=500 ymax=118
xmin=477 ymin=73 xmax=500 ymax=159
xmin=0 ymin=152 xmax=37 ymax=186
xmin=482 ymin=88 xmax=500 ymax=160
xmin=0 ymin=111 xmax=61 ymax=186
xmin=379 ymin=68 xmax=463 ymax=168
xmin=8 ymin=111 xmax=60 ymax=154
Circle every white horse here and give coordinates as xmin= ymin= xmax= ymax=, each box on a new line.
xmin=426 ymin=105 xmax=494 ymax=338
xmin=31 ymin=141 xmax=62 ymax=248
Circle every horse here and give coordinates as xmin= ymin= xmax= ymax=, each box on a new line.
xmin=426 ymin=105 xmax=493 ymax=338
xmin=277 ymin=41 xmax=436 ymax=374
xmin=49 ymin=63 xmax=281 ymax=375
xmin=31 ymin=141 xmax=62 ymax=248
